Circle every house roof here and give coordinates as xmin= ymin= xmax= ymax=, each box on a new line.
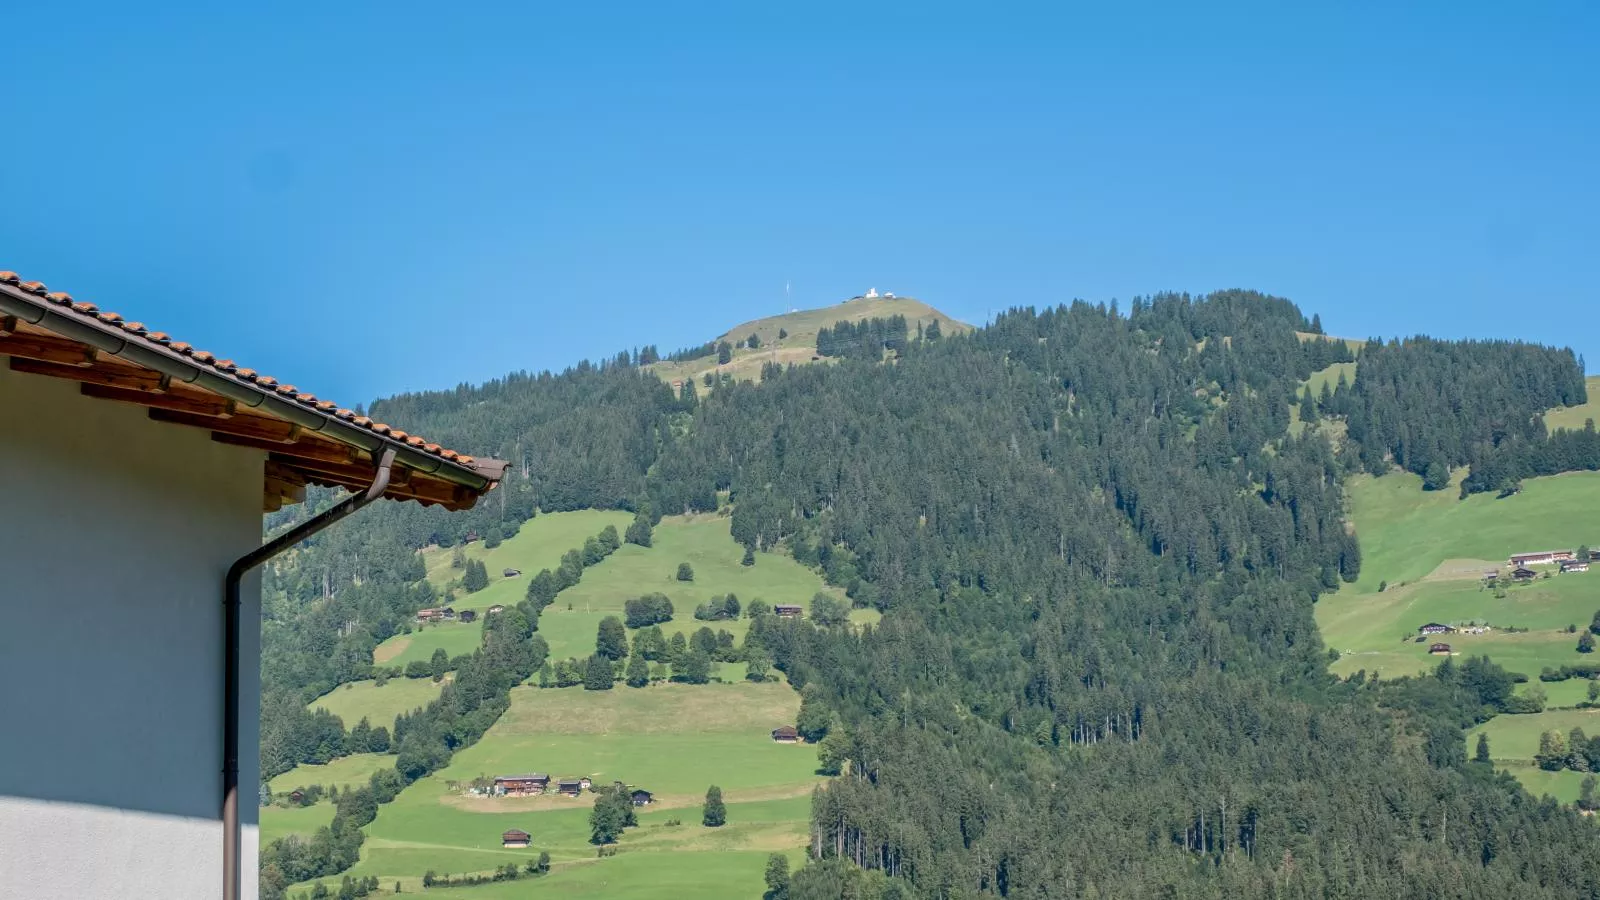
xmin=502 ymin=829 xmax=531 ymax=838
xmin=496 ymin=773 xmax=549 ymax=781
xmin=772 ymin=725 xmax=798 ymax=735
xmin=0 ymin=270 xmax=506 ymax=511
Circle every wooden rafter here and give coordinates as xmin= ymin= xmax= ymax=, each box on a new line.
xmin=271 ymin=453 xmax=466 ymax=508
xmin=151 ymin=407 xmax=302 ymax=443
xmin=0 ymin=316 xmax=16 ymax=338
xmin=213 ymin=431 xmax=363 ymax=466
xmin=0 ymin=331 xmax=97 ymax=367
xmin=82 ymin=382 xmax=235 ymax=417
xmin=11 ymin=356 xmax=171 ymax=393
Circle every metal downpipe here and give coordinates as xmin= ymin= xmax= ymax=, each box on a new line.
xmin=221 ymin=448 xmax=396 ymax=900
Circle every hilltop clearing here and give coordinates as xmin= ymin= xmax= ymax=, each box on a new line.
xmin=647 ymin=295 xmax=967 ymax=385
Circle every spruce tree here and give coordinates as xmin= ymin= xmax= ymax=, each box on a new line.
xmin=1475 ymin=732 xmax=1492 ymax=764
xmin=583 ymin=654 xmax=615 ymax=691
xmin=625 ymin=512 xmax=653 ymax=548
xmin=702 ymin=785 xmax=726 ymax=827
xmin=596 ymin=616 xmax=628 ymax=660
xmin=763 ymin=853 xmax=790 ymax=900
xmin=625 ymin=653 xmax=650 ymax=687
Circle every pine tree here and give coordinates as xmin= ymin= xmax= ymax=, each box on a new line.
xmin=596 ymin=616 xmax=628 ymax=660
xmin=625 ymin=512 xmax=653 ymax=548
xmin=462 ymin=560 xmax=489 ymax=593
xmin=702 ymin=785 xmax=726 ymax=827
xmin=764 ymin=853 xmax=790 ymax=900
xmin=598 ymin=525 xmax=621 ymax=554
xmin=583 ymin=654 xmax=615 ymax=691
xmin=717 ymin=341 xmax=733 ymax=365
xmin=741 ymin=546 xmax=756 ymax=567
xmin=1475 ymin=732 xmax=1492 ymax=764
xmin=625 ymin=653 xmax=649 ymax=687
xmin=1537 ymin=729 xmax=1569 ymax=770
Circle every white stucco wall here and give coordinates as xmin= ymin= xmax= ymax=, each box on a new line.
xmin=0 ymin=365 xmax=264 ymax=900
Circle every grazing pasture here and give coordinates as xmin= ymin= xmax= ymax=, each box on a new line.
xmin=319 ymin=681 xmax=821 ymax=898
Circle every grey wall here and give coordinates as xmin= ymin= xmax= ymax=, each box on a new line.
xmin=0 ymin=365 xmax=264 ymax=900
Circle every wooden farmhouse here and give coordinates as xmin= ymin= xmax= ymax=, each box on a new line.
xmin=1562 ymin=560 xmax=1591 ymax=574
xmin=501 ymin=829 xmax=532 ymax=849
xmin=1512 ymin=566 xmax=1538 ymax=583
xmin=774 ymin=604 xmax=804 ymax=619
xmin=0 ymin=268 xmax=503 ymax=897
xmin=494 ymin=773 xmax=549 ymax=796
xmin=504 ymin=568 xmax=522 ymax=578
xmin=1418 ymin=623 xmax=1453 ymax=636
xmin=772 ymin=725 xmax=800 ymax=743
xmin=631 ymin=789 xmax=654 ymax=806
xmin=1429 ymin=643 xmax=1453 ymax=655
xmin=556 ymin=777 xmax=592 ymax=796
xmin=416 ymin=608 xmax=445 ymax=622
xmin=1510 ymin=550 xmax=1574 ymax=567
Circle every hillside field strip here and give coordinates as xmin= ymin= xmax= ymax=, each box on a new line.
xmin=1318 ymin=468 xmax=1600 ymax=797
xmin=310 ymin=676 xmax=453 ymax=729
xmin=419 ymin=509 xmax=634 ymax=611
xmin=505 ymin=511 xmax=875 ymax=663
xmin=314 ymin=681 xmax=820 ymax=898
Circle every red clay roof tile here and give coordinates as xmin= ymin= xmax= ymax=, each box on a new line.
xmin=0 ymin=268 xmax=497 ymax=478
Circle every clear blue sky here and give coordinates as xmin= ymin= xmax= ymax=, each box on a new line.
xmin=3 ymin=2 xmax=1596 ymax=402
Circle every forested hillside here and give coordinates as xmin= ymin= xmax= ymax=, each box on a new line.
xmin=262 ymin=290 xmax=1600 ymax=899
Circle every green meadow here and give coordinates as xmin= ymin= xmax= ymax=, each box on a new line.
xmin=1468 ymin=708 xmax=1600 ymax=804
xmin=1544 ymin=374 xmax=1600 ymax=433
xmin=316 ymin=681 xmax=820 ymax=898
xmin=270 ymin=752 xmax=393 ymax=794
xmin=419 ymin=509 xmax=634 ymax=612
xmin=532 ymin=513 xmax=874 ymax=662
xmin=311 ymin=676 xmax=450 ymax=728
xmin=1320 ymin=470 xmax=1600 ymax=680
xmin=1320 ymin=468 xmax=1600 ymax=798
xmin=261 ymin=802 xmax=337 ymax=847
xmin=372 ymin=619 xmax=484 ymax=668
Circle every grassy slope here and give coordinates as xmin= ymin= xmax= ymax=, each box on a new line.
xmin=340 ymin=682 xmax=819 ymax=897
xmin=538 ymin=512 xmax=876 ymax=662
xmin=648 ymin=296 xmax=969 ymax=386
xmin=261 ymin=802 xmax=337 ymax=847
xmin=311 ymin=677 xmax=451 ymax=729
xmin=374 ymin=621 xmax=485 ymax=668
xmin=419 ymin=509 xmax=635 ymax=612
xmin=1544 ymin=374 xmax=1600 ymax=433
xmin=1319 ymin=470 xmax=1600 ymax=679
xmin=270 ymin=752 xmax=394 ymax=794
xmin=1468 ymin=708 xmax=1600 ymax=803
xmin=1319 ymin=469 xmax=1600 ymax=799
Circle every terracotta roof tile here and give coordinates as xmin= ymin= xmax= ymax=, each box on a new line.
xmin=0 ymin=267 xmax=499 ymax=480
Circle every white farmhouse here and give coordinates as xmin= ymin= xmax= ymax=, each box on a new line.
xmin=0 ymin=270 xmax=504 ymax=900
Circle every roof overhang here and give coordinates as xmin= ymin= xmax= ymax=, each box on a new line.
xmin=0 ymin=276 xmax=506 ymax=512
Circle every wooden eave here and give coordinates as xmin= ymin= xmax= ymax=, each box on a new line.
xmin=1 ymin=318 xmax=483 ymax=512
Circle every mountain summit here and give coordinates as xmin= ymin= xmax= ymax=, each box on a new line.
xmin=646 ymin=293 xmax=969 ymax=384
